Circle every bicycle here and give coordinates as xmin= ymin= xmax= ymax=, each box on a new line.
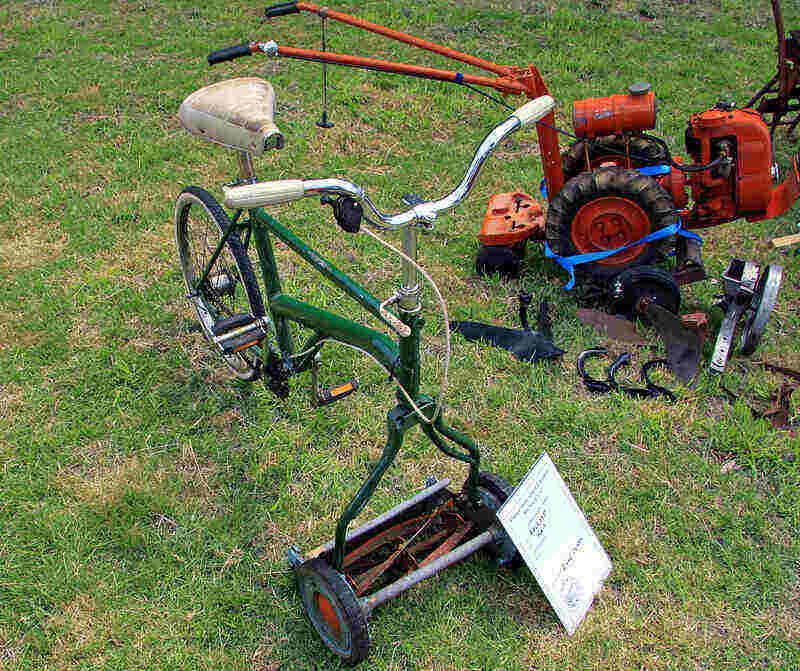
xmin=174 ymin=67 xmax=554 ymax=665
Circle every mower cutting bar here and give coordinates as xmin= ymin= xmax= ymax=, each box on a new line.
xmin=268 ymin=1 xmax=514 ymax=77
xmin=261 ymin=44 xmax=529 ymax=96
xmin=360 ymin=528 xmax=495 ymax=615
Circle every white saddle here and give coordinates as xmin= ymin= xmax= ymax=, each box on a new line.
xmin=178 ymin=77 xmax=284 ymax=155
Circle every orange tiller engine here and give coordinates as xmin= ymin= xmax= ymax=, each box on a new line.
xmin=572 ymin=83 xmax=657 ymax=138
xmin=570 ymin=85 xmax=798 ymax=228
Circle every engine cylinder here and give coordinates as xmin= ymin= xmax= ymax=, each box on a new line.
xmin=573 ymin=84 xmax=657 ymax=138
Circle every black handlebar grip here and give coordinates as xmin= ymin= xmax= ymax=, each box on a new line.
xmin=208 ymin=43 xmax=252 ymax=66
xmin=265 ymin=2 xmax=300 ymax=18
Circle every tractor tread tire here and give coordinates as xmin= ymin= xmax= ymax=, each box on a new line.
xmin=562 ymin=135 xmax=665 ymax=181
xmin=545 ymin=167 xmax=677 ymax=279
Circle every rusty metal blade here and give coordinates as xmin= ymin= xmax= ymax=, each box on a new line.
xmin=418 ymin=521 xmax=474 ymax=568
xmin=576 ymin=308 xmax=646 ymax=344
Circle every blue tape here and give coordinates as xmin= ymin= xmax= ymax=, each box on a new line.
xmin=536 ymin=164 xmax=702 ymax=289
xmin=545 ymin=218 xmax=702 ymax=290
xmin=636 ymin=164 xmax=671 ymax=176
xmin=455 ymin=72 xmax=464 ymax=84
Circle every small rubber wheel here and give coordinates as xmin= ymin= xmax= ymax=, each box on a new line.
xmin=562 ymin=135 xmax=665 ymax=181
xmin=295 ymin=558 xmax=370 ymax=666
xmin=475 ymin=472 xmax=521 ymax=565
xmin=545 ymin=167 xmax=677 ymax=279
xmin=609 ymin=265 xmax=681 ymax=316
xmin=476 ymin=245 xmax=521 ymax=278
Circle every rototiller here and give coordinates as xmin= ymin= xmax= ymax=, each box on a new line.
xmin=225 ymin=1 xmax=800 ymax=310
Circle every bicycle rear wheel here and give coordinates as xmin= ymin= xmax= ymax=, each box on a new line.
xmin=174 ymin=186 xmax=265 ymax=380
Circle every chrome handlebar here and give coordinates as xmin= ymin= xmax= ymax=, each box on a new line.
xmin=222 ymin=95 xmax=556 ymax=229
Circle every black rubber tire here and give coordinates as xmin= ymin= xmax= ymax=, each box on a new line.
xmin=610 ymin=265 xmax=681 ymax=316
xmin=545 ymin=167 xmax=677 ymax=279
xmin=476 ymin=472 xmax=522 ymax=565
xmin=174 ymin=186 xmax=265 ymax=380
xmin=477 ymin=471 xmax=515 ymax=503
xmin=295 ymin=558 xmax=370 ymax=666
xmin=562 ymin=135 xmax=665 ymax=182
xmin=475 ymin=245 xmax=521 ymax=279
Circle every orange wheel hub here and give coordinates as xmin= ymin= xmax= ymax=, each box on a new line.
xmin=316 ymin=592 xmax=342 ymax=639
xmin=571 ymin=196 xmax=651 ymax=266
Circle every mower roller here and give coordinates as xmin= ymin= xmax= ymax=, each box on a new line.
xmin=242 ymin=1 xmax=800 ymax=297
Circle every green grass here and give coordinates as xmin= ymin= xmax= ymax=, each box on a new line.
xmin=1 ymin=0 xmax=799 ymax=669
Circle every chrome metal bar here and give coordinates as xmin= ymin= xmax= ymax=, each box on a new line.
xmin=304 ymin=478 xmax=452 ymax=560
xmin=399 ymin=226 xmax=420 ymax=311
xmin=360 ymin=528 xmax=495 ymax=615
xmin=297 ymin=115 xmax=522 ymax=230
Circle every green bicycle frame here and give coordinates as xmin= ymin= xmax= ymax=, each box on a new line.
xmin=202 ymin=201 xmax=484 ymax=572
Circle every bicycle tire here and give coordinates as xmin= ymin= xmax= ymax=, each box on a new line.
xmin=174 ymin=186 xmax=266 ymax=380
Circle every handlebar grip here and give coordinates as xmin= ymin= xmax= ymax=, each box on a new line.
xmin=223 ymin=180 xmax=305 ymax=208
xmin=512 ymin=95 xmax=556 ymax=127
xmin=265 ymin=2 xmax=300 ymax=18
xmin=208 ymin=43 xmax=253 ymax=66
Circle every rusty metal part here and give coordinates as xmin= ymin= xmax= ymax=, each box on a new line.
xmin=745 ymin=0 xmax=800 ymax=136
xmin=576 ymin=308 xmax=646 ymax=344
xmin=350 ymin=510 xmax=442 ymax=594
xmin=342 ymin=507 xmax=451 ymax=569
xmin=759 ymin=361 xmax=800 ymax=383
xmin=759 ymin=382 xmax=797 ymax=430
xmin=644 ymin=302 xmax=703 ymax=383
xmin=304 ymin=478 xmax=452 ymax=560
xmin=418 ymin=521 xmax=474 ymax=567
xmin=360 ymin=529 xmax=496 ymax=616
xmin=672 ymin=264 xmax=707 ymax=286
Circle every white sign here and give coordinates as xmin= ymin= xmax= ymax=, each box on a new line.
xmin=496 ymin=452 xmax=612 ymax=635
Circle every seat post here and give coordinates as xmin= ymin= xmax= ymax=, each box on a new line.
xmin=398 ymin=226 xmax=421 ymax=313
xmin=238 ymin=151 xmax=257 ymax=183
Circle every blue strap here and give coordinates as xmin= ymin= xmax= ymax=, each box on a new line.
xmin=539 ymin=164 xmax=671 ymax=200
xmin=636 ymin=164 xmax=671 ymax=176
xmin=455 ymin=72 xmax=464 ymax=84
xmin=545 ymin=218 xmax=702 ymax=290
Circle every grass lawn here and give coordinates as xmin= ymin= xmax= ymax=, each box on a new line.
xmin=1 ymin=0 xmax=798 ymax=669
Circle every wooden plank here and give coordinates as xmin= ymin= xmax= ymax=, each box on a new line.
xmin=771 ymin=232 xmax=800 ymax=248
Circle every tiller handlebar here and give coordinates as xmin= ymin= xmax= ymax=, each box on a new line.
xmin=207 ymin=1 xmax=565 ymax=197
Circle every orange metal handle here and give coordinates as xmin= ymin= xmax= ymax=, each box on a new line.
xmin=292 ymin=2 xmax=513 ymax=77
xmin=272 ymin=45 xmax=527 ymax=95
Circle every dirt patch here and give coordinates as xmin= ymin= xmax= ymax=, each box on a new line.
xmin=0 ymin=383 xmax=24 ymax=422
xmin=0 ymin=227 xmax=68 ymax=272
xmin=44 ymin=594 xmax=108 ymax=669
xmin=59 ymin=443 xmax=219 ymax=507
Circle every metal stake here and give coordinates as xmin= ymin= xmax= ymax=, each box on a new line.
xmin=317 ymin=14 xmax=334 ymax=129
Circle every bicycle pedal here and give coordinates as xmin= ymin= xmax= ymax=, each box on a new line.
xmin=211 ymin=313 xmax=256 ymax=336
xmin=310 ymin=352 xmax=358 ymax=407
xmin=315 ymin=380 xmax=359 ymax=407
xmin=213 ymin=316 xmax=269 ymax=355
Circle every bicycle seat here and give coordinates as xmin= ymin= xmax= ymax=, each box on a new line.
xmin=178 ymin=77 xmax=284 ymax=155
